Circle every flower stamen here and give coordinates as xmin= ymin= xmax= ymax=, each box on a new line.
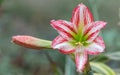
xmin=75 ymin=42 xmax=83 ymax=46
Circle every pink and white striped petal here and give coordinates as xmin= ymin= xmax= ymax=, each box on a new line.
xmin=52 ymin=36 xmax=75 ymax=54
xmin=85 ymin=36 xmax=105 ymax=55
xmin=75 ymin=48 xmax=88 ymax=72
xmin=84 ymin=21 xmax=106 ymax=43
xmin=50 ymin=20 xmax=75 ymax=40
xmin=71 ymin=3 xmax=94 ymax=31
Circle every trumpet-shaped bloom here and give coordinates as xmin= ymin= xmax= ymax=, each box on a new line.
xmin=50 ymin=3 xmax=106 ymax=72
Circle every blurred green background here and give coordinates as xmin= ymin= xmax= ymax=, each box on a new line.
xmin=0 ymin=0 xmax=120 ymax=75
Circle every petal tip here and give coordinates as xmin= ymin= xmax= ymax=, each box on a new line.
xmin=12 ymin=35 xmax=26 ymax=42
xmin=12 ymin=35 xmax=33 ymax=42
xmin=78 ymin=3 xmax=85 ymax=7
xmin=50 ymin=20 xmax=55 ymax=24
xmin=51 ymin=20 xmax=55 ymax=22
xmin=99 ymin=21 xmax=107 ymax=27
xmin=102 ymin=21 xmax=107 ymax=25
xmin=103 ymin=22 xmax=107 ymax=27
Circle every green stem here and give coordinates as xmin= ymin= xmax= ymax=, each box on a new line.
xmin=45 ymin=53 xmax=61 ymax=75
xmin=82 ymin=55 xmax=93 ymax=75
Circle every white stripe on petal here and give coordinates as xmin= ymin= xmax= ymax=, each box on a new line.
xmin=84 ymin=21 xmax=106 ymax=43
xmin=75 ymin=47 xmax=88 ymax=72
xmin=87 ymin=21 xmax=106 ymax=35
xmin=51 ymin=20 xmax=75 ymax=40
xmin=71 ymin=3 xmax=94 ymax=32
xmin=85 ymin=36 xmax=105 ymax=55
xmin=52 ymin=36 xmax=75 ymax=54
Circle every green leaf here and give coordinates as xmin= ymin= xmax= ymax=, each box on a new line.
xmin=94 ymin=73 xmax=103 ymax=75
xmin=65 ymin=55 xmax=77 ymax=75
xmin=114 ymin=69 xmax=120 ymax=75
xmin=90 ymin=62 xmax=116 ymax=75
xmin=105 ymin=52 xmax=120 ymax=60
xmin=90 ymin=55 xmax=108 ymax=62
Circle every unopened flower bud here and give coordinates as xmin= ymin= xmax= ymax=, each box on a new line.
xmin=12 ymin=35 xmax=52 ymax=50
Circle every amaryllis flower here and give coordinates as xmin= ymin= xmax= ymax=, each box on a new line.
xmin=50 ymin=3 xmax=106 ymax=72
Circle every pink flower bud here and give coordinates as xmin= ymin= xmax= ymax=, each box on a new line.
xmin=12 ymin=35 xmax=52 ymax=50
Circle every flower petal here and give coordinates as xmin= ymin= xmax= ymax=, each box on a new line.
xmin=75 ymin=48 xmax=88 ymax=72
xmin=50 ymin=20 xmax=75 ymax=40
xmin=71 ymin=3 xmax=94 ymax=31
xmin=84 ymin=21 xmax=107 ymax=43
xmin=52 ymin=36 xmax=75 ymax=54
xmin=85 ymin=36 xmax=105 ymax=55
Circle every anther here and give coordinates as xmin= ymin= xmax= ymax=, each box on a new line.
xmin=75 ymin=42 xmax=83 ymax=46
